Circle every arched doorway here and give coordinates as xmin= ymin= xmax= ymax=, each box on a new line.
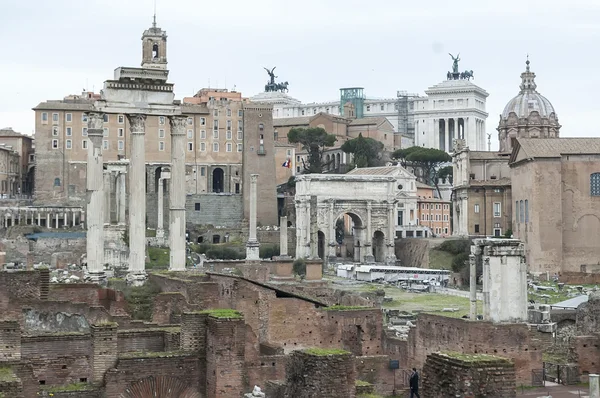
xmin=335 ymin=212 xmax=364 ymax=262
xmin=212 ymin=167 xmax=224 ymax=193
xmin=373 ymin=231 xmax=385 ymax=263
xmin=318 ymin=231 xmax=325 ymax=259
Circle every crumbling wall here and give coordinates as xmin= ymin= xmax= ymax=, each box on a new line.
xmin=394 ymin=238 xmax=429 ymax=267
xmin=422 ymin=352 xmax=516 ymax=397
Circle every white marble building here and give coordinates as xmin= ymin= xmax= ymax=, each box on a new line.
xmin=412 ymin=79 xmax=489 ymax=152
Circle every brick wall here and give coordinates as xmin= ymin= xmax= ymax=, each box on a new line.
xmin=422 ymin=352 xmax=516 ymax=397
xmin=152 ymin=292 xmax=199 ymax=325
xmin=407 ymin=314 xmax=542 ymax=385
xmin=48 ymin=284 xmax=100 ymax=305
xmin=354 ymin=355 xmax=397 ymax=396
xmin=0 ymin=269 xmax=42 ymax=304
xmin=180 ymin=312 xmax=207 ymax=353
xmin=91 ymin=324 xmax=117 ymax=384
xmin=117 ymin=330 xmax=166 ymax=353
xmin=283 ymin=350 xmax=356 ymax=398
xmin=186 ymin=194 xmax=243 ymax=227
xmin=575 ymin=335 xmax=600 ymax=376
xmin=21 ymin=334 xmax=90 ymax=360
xmin=245 ymin=354 xmax=287 ymax=391
xmin=0 ymin=321 xmax=20 ymax=361
xmin=205 ymin=316 xmax=246 ymax=398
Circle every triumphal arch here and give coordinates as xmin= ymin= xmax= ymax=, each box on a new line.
xmin=294 ymin=174 xmax=399 ymax=264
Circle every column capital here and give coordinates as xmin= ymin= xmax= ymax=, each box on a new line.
xmin=250 ymin=174 xmax=259 ymax=183
xmin=126 ymin=114 xmax=147 ymax=133
xmin=86 ymin=112 xmax=105 ymax=130
xmin=168 ymin=115 xmax=188 ymax=135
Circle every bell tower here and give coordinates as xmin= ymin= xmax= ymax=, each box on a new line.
xmin=141 ymin=15 xmax=167 ymax=70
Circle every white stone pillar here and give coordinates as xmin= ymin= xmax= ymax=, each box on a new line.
xmin=103 ymin=172 xmax=111 ymax=224
xmin=309 ymin=195 xmax=319 ymax=259
xmin=590 ymin=374 xmax=599 ymax=398
xmin=279 ymin=216 xmax=288 ymax=257
xmin=47 ymin=213 xmax=51 ymax=229
xmin=37 ymin=211 xmax=41 ymax=226
xmin=10 ymin=213 xmax=15 ymax=227
xmin=246 ymin=174 xmax=260 ymax=260
xmin=72 ymin=210 xmax=76 ymax=227
xmin=168 ymin=116 xmax=187 ymax=271
xmin=126 ymin=114 xmax=147 ymax=281
xmin=364 ymin=201 xmax=374 ymax=263
xmin=156 ymin=177 xmax=165 ymax=239
xmin=63 ymin=211 xmax=67 ymax=228
xmin=469 ymin=251 xmax=477 ymax=320
xmin=387 ymin=203 xmax=396 ymax=264
xmin=295 ymin=201 xmax=304 ymax=258
xmin=304 ymin=199 xmax=311 ymax=258
xmin=118 ymin=173 xmax=126 ymax=224
xmin=54 ymin=213 xmax=58 ymax=229
xmin=86 ymin=112 xmax=106 ymax=280
xmin=328 ymin=201 xmax=336 ymax=260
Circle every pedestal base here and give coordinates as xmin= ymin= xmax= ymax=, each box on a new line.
xmin=364 ymin=255 xmax=375 ymax=264
xmin=86 ymin=271 xmax=107 ymax=286
xmin=126 ymin=272 xmax=147 ymax=286
xmin=385 ymin=255 xmax=397 ymax=266
xmin=156 ymin=228 xmax=165 ymax=239
xmin=246 ymin=240 xmax=260 ymax=261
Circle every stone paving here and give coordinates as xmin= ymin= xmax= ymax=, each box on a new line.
xmin=517 ymin=385 xmax=589 ymax=397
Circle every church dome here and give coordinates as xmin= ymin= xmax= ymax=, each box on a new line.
xmin=501 ymin=59 xmax=557 ymax=119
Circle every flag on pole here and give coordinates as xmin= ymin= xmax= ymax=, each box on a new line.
xmin=282 ymin=159 xmax=291 ymax=168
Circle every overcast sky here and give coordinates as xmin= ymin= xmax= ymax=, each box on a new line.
xmin=1 ymin=0 xmax=599 ymax=149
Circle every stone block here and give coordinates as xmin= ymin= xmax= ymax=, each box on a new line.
xmin=305 ymin=260 xmax=323 ymax=281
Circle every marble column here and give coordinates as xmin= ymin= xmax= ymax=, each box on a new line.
xmin=327 ymin=201 xmax=336 ymax=260
xmin=590 ymin=374 xmax=599 ymax=398
xmin=103 ymin=172 xmax=111 ymax=224
xmin=156 ymin=177 xmax=165 ymax=239
xmin=47 ymin=213 xmax=51 ymax=229
xmin=295 ymin=201 xmax=306 ymax=258
xmin=386 ymin=203 xmax=397 ymax=264
xmin=11 ymin=213 xmax=15 ymax=227
xmin=86 ymin=112 xmax=106 ymax=281
xmin=169 ymin=116 xmax=187 ymax=271
xmin=37 ymin=212 xmax=41 ymax=226
xmin=72 ymin=210 xmax=76 ymax=227
xmin=309 ymin=195 xmax=319 ymax=259
xmin=245 ymin=174 xmax=260 ymax=260
xmin=279 ymin=216 xmax=288 ymax=257
xmin=117 ymin=173 xmax=126 ymax=224
xmin=126 ymin=114 xmax=147 ymax=282
xmin=304 ymin=199 xmax=311 ymax=257
xmin=364 ymin=201 xmax=374 ymax=263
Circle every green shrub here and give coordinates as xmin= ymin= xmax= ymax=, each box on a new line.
xmin=293 ymin=258 xmax=306 ymax=277
xmin=451 ymin=252 xmax=470 ymax=272
xmin=439 ymin=239 xmax=470 ymax=255
xmin=260 ymin=244 xmax=280 ymax=259
xmin=205 ymin=247 xmax=244 ymax=260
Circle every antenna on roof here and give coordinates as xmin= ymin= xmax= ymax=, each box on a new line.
xmin=152 ymin=0 xmax=157 ymax=27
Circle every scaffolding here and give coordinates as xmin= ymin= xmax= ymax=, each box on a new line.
xmin=340 ymin=87 xmax=365 ymax=119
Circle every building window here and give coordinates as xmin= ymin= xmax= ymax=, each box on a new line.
xmin=213 ymin=109 xmax=218 ymax=117
xmin=187 ymin=117 xmax=193 ymax=126
xmin=525 ymin=199 xmax=529 ymax=223
xmin=515 ymin=201 xmax=519 ymax=222
xmin=226 ymin=142 xmax=232 ymax=152
xmin=200 ymin=142 xmax=206 ymax=152
xmin=238 ymin=109 xmax=243 ymax=117
xmin=158 ymin=129 xmax=165 ymax=138
xmin=520 ymin=200 xmax=524 ymax=222
xmin=66 ymin=127 xmax=72 ymax=136
xmin=235 ymin=183 xmax=240 ymax=194
xmin=118 ymin=140 xmax=124 ymax=150
xmin=188 ymin=142 xmax=193 ymax=151
xmin=200 ymin=117 xmax=206 ymax=126
xmin=41 ymin=112 xmax=48 ymax=123
xmin=213 ymin=120 xmax=219 ymax=133
xmin=81 ymin=127 xmax=87 ymax=136
xmin=226 ymin=130 xmax=232 ymax=140
xmin=493 ymin=202 xmax=501 ymax=218
xmin=187 ymin=129 xmax=193 ymax=139
xmin=237 ymin=143 xmax=243 ymax=152
xmin=474 ymin=224 xmax=480 ymax=233
xmin=52 ymin=139 xmax=58 ymax=149
xmin=118 ymin=115 xmax=124 ymax=124
xmin=159 ymin=116 xmax=165 ymax=125
xmin=159 ymin=141 xmax=165 ymax=151
xmin=200 ymin=167 xmax=205 ymax=176
xmin=227 ymin=108 xmax=231 ymax=117
xmin=82 ymin=114 xmax=88 ymax=123
xmin=195 ymin=203 xmax=201 ymax=211
xmin=200 ymin=130 xmax=206 ymax=139
xmin=52 ymin=113 xmax=59 ymax=123
xmin=103 ymin=128 xmax=109 ymax=137
xmin=103 ymin=114 xmax=109 ymax=123
xmin=82 ymin=140 xmax=88 ymax=149
xmin=380 ymin=104 xmax=384 ymax=111
xmin=53 ymin=178 xmax=60 ymax=187
xmin=591 ymin=173 xmax=600 ymax=196
xmin=52 ymin=126 xmax=59 ymax=136
xmin=474 ymin=204 xmax=480 ymax=213
xmin=103 ymin=140 xmax=109 ymax=150
xmin=237 ymin=131 xmax=243 ymax=140
xmin=66 ymin=113 xmax=72 ymax=122
xmin=118 ymin=128 xmax=124 ymax=137
xmin=274 ymin=131 xmax=278 ymax=140
xmin=213 ymin=143 xmax=219 ymax=152
xmin=494 ymin=228 xmax=502 ymax=237
xmin=213 ymin=129 xmax=219 ymax=139
xmin=226 ymin=120 xmax=232 ymax=131
xmin=366 ymin=105 xmax=371 ymax=112
xmin=66 ymin=139 xmax=72 ymax=149
xmin=259 ymin=123 xmax=264 ymax=131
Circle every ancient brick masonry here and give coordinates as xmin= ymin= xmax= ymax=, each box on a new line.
xmin=422 ymin=352 xmax=517 ymax=397
xmin=0 ymin=321 xmax=21 ymax=361
xmin=91 ymin=323 xmax=118 ymax=384
xmin=283 ymin=350 xmax=356 ymax=398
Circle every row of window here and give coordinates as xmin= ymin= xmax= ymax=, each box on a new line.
xmin=421 ymin=203 xmax=449 ymax=210
xmin=51 ymin=139 xmax=243 ymax=153
xmin=473 ymin=224 xmax=503 ymax=236
xmin=422 ymin=214 xmax=449 ymax=221
xmin=42 ymin=112 xmax=244 ymax=125
xmin=473 ymin=202 xmax=502 ymax=218
xmin=52 ymin=126 xmax=246 ymax=141
xmin=515 ymin=200 xmax=529 ymax=223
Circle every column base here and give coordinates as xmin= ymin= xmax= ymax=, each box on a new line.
xmin=86 ymin=271 xmax=107 ymax=286
xmin=156 ymin=228 xmax=165 ymax=239
xmin=246 ymin=240 xmax=260 ymax=261
xmin=364 ymin=255 xmax=375 ymax=264
xmin=385 ymin=255 xmax=397 ymax=266
xmin=125 ymin=271 xmax=147 ymax=287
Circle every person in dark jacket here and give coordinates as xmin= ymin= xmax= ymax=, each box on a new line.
xmin=409 ymin=367 xmax=420 ymax=398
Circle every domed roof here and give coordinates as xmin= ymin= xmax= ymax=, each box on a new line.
xmin=501 ymin=59 xmax=556 ymax=119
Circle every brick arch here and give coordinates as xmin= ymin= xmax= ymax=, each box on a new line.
xmin=120 ymin=376 xmax=200 ymax=398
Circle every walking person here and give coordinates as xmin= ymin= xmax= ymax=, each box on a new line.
xmin=409 ymin=367 xmax=420 ymax=398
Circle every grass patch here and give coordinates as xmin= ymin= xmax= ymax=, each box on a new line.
xmin=201 ymin=309 xmax=243 ymax=319
xmin=443 ymin=352 xmax=504 ymax=362
xmin=428 ymin=248 xmax=454 ymax=270
xmin=108 ymin=278 xmax=162 ymax=321
xmin=355 ymin=380 xmax=373 ymax=386
xmin=543 ymin=352 xmax=570 ymax=364
xmin=146 ymin=247 xmax=170 ymax=270
xmin=323 ymin=305 xmax=372 ymax=311
xmin=303 ymin=348 xmax=350 ymax=356
xmin=0 ymin=367 xmax=15 ymax=382
xmin=44 ymin=382 xmax=93 ymax=392
xmin=146 ymin=229 xmax=157 ymax=238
